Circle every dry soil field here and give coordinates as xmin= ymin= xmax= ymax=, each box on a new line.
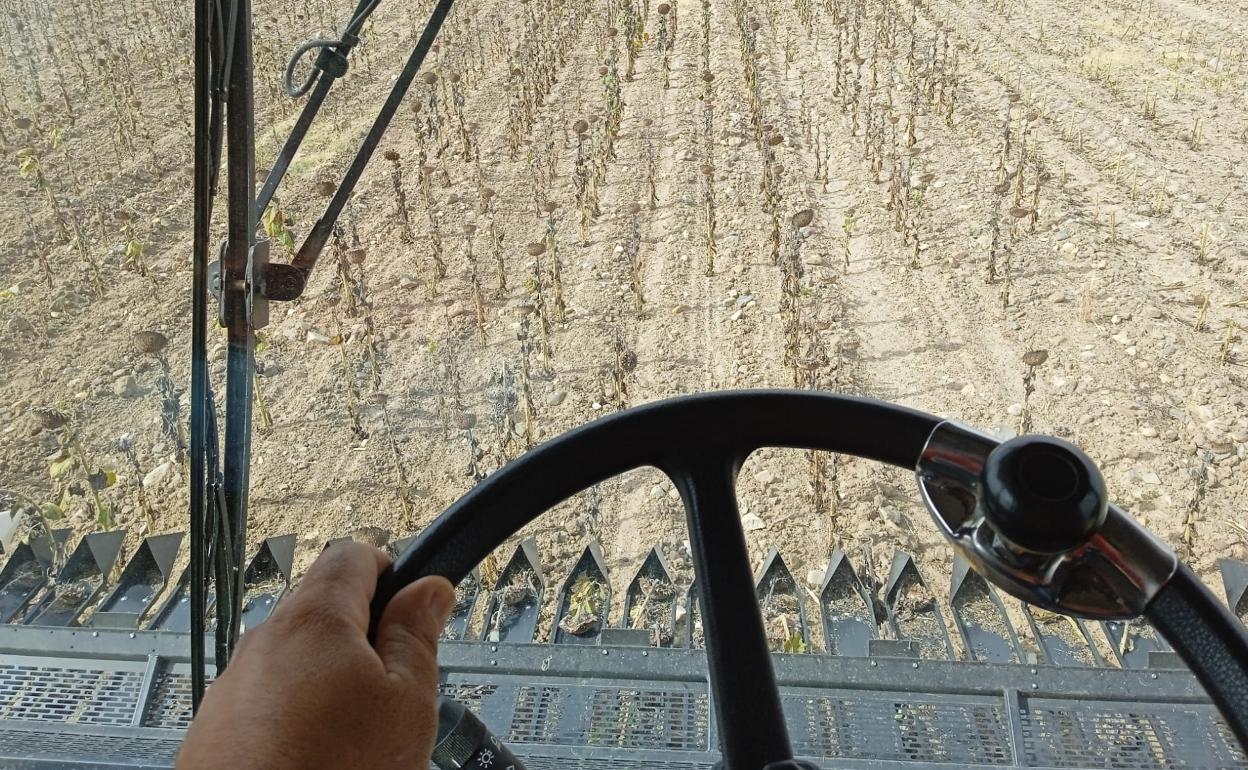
xmin=0 ymin=0 xmax=1246 ymax=654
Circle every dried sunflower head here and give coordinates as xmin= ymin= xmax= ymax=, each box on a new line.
xmin=31 ymin=407 xmax=70 ymax=431
xmin=134 ymin=330 xmax=168 ymax=355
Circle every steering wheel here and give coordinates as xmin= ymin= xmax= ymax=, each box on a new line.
xmin=369 ymin=390 xmax=1248 ymax=770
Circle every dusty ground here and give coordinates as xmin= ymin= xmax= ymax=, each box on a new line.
xmin=0 ymin=0 xmax=1245 ymax=657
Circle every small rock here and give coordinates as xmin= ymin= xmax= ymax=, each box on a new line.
xmin=112 ymin=375 xmax=142 ymax=399
xmin=306 ymin=330 xmax=331 ymax=344
xmin=544 ymin=390 xmax=567 ymax=407
xmin=806 ymin=568 xmax=826 ymax=588
xmin=650 ymin=484 xmax=666 ymax=499
xmin=143 ymin=462 xmax=172 ymax=489
xmin=1049 ymin=291 xmax=1069 ymax=303
xmin=1006 ymin=403 xmax=1024 ymax=416
xmin=741 ymin=513 xmax=766 ymax=531
xmin=6 ymin=316 xmax=34 ymax=335
xmin=1140 ymin=426 xmax=1158 ymax=437
xmin=754 ymin=469 xmax=776 ymax=485
xmin=398 ymin=274 xmax=420 ymax=289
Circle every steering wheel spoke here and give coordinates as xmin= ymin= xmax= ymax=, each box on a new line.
xmin=663 ymin=451 xmax=794 ymax=769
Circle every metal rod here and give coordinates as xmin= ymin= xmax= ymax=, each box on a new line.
xmin=254 ymin=0 xmax=385 ymax=218
xmin=291 ymin=0 xmax=457 ymax=277
xmin=189 ymin=0 xmax=214 ymax=712
xmin=221 ymin=0 xmax=257 ymax=666
xmin=254 ymin=74 xmax=332 ymax=216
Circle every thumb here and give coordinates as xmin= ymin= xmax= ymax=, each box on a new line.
xmin=374 ymin=576 xmax=455 ymax=683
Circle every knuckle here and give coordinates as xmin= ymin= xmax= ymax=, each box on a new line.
xmin=311 ymin=541 xmax=367 ymax=577
xmin=279 ymin=598 xmax=353 ymax=636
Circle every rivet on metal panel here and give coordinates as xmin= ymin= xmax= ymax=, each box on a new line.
xmin=491 ymin=645 xmax=499 ymax=653
xmin=642 ymin=650 xmax=648 ymax=657
xmin=911 ymin=662 xmax=919 ymax=669
xmin=490 ymin=660 xmax=497 ymax=666
xmin=602 ymin=649 xmax=609 ymax=655
xmin=1030 ymin=682 xmax=1038 ymax=690
xmin=92 ymin=631 xmax=99 ymax=638
xmin=870 ymin=660 xmax=878 ymax=667
xmin=1150 ymin=672 xmax=1158 ymax=680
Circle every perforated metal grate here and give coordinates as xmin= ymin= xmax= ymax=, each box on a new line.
xmin=0 ymin=663 xmax=143 ymax=726
xmin=784 ymin=692 xmax=1013 ymax=764
xmin=526 ymin=759 xmax=710 ymax=770
xmin=440 ymin=681 xmax=501 ymax=717
xmin=503 ymin=683 xmax=710 ymax=751
xmin=509 ymin=685 xmax=567 ymax=744
xmin=581 ymin=687 xmax=708 ymax=750
xmin=0 ymin=726 xmax=182 ymax=763
xmin=142 ymin=669 xmax=215 ymax=730
xmin=1020 ymin=700 xmax=1248 ymax=769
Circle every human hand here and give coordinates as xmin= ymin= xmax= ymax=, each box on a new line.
xmin=177 ymin=542 xmax=455 ymax=769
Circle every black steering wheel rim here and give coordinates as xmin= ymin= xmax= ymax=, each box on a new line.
xmin=370 ymin=389 xmax=1248 ymax=769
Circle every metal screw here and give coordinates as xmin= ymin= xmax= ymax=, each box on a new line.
xmin=912 ymin=662 xmax=919 ymax=669
xmin=129 ymin=633 xmax=136 ymax=639
xmin=491 ymin=645 xmax=499 ymax=653
xmin=642 ymin=650 xmax=649 ymax=657
xmin=1150 ymin=672 xmax=1158 ymax=680
xmin=1029 ymin=668 xmax=1037 ymax=675
xmin=602 ymin=649 xmax=610 ymax=655
xmin=490 ymin=660 xmax=498 ymax=667
xmin=870 ymin=660 xmax=878 ymax=667
xmin=92 ymin=631 xmax=99 ymax=638
xmin=1030 ymin=682 xmax=1038 ymax=690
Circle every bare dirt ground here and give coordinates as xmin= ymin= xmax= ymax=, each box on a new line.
xmin=0 ymin=0 xmax=1245 ymax=656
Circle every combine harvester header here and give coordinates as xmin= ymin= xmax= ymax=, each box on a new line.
xmin=1 ymin=529 xmax=1245 ymax=769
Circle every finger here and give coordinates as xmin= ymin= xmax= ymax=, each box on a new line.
xmin=374 ymin=576 xmax=454 ymax=684
xmin=280 ymin=542 xmax=391 ymax=633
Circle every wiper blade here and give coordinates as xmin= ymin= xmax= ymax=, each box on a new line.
xmin=259 ymin=0 xmax=458 ymax=301
xmin=255 ymin=0 xmax=381 ymax=217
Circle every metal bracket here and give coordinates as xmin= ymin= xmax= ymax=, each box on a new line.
xmin=245 ymin=238 xmax=270 ymax=330
xmin=208 ymin=239 xmax=304 ymax=331
xmin=916 ymin=421 xmax=1178 ymax=620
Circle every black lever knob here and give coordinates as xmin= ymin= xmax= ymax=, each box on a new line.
xmin=980 ymin=435 xmax=1107 ymax=555
xmin=432 ymin=695 xmax=526 ymax=770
